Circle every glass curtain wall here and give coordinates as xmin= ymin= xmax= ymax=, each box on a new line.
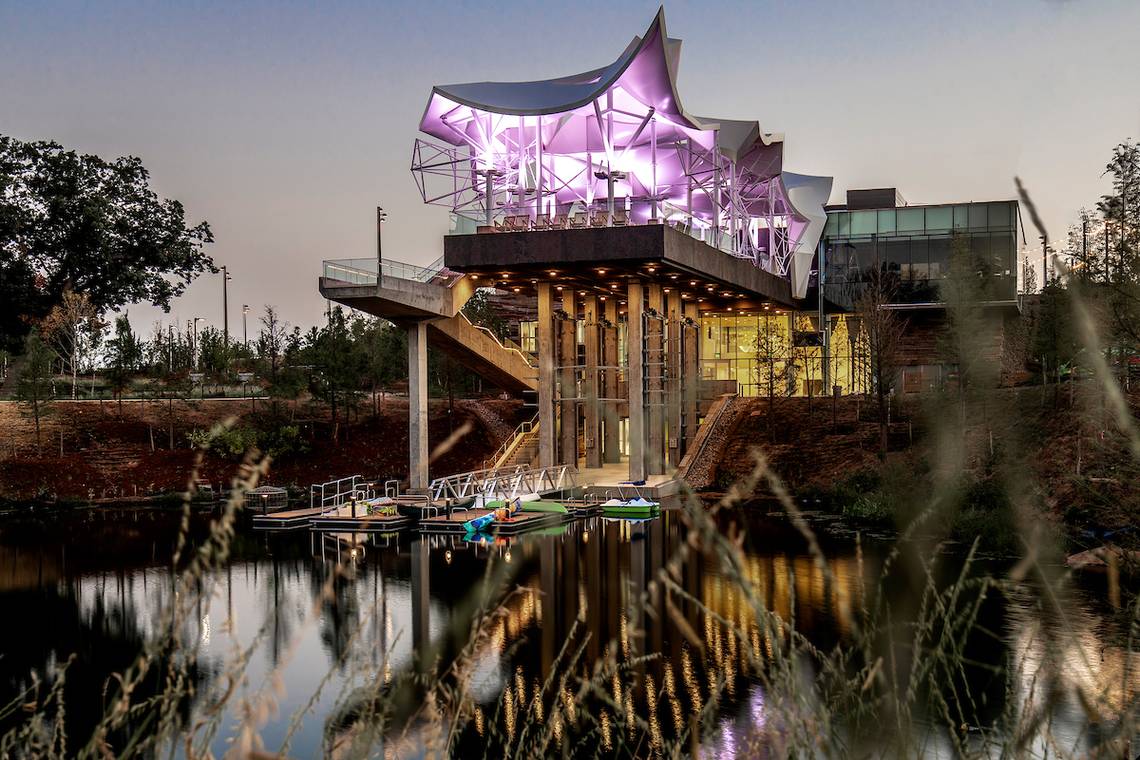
xmin=823 ymin=201 xmax=1018 ymax=307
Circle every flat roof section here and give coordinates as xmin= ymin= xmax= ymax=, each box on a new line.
xmin=443 ymin=225 xmax=797 ymax=310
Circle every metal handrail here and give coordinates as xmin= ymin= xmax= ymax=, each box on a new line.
xmin=458 ymin=310 xmax=538 ymax=369
xmin=483 ymin=414 xmax=539 ymax=470
xmin=429 ymin=464 xmax=577 ymax=503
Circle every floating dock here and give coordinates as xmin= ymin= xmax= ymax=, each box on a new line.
xmin=418 ymin=508 xmax=564 ymax=535
xmin=252 ymin=506 xmax=329 ymax=531
xmin=308 ymin=513 xmax=411 ymax=532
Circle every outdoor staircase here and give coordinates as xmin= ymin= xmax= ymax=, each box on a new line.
xmin=675 ymin=394 xmax=742 ymax=490
xmin=485 ymin=416 xmax=540 ymax=470
xmin=427 ymin=312 xmax=538 ymax=395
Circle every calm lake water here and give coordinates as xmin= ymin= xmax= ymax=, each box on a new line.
xmin=0 ymin=507 xmax=1135 ymax=757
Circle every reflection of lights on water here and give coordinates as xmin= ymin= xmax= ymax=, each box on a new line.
xmin=473 ymin=705 xmax=484 ymax=736
xmin=582 ymin=531 xmax=589 ymax=544
xmin=504 ymin=549 xmax=512 ymax=564
xmin=600 ymin=710 xmax=612 ymax=750
xmin=444 ymin=550 xmax=452 ymax=564
xmin=200 ymin=614 xmax=210 ymax=645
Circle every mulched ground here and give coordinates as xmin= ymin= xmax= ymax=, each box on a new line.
xmin=0 ymin=397 xmax=525 ymax=501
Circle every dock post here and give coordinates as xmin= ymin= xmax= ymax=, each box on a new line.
xmin=407 ymin=321 xmax=429 ymax=491
xmin=583 ymin=294 xmax=601 ymax=470
xmin=627 ymin=280 xmax=647 ymax=482
xmin=537 ymin=283 xmax=556 ymax=468
xmin=559 ymin=289 xmax=578 ymax=466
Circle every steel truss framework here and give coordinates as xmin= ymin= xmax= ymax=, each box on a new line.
xmin=410 ymin=9 xmax=823 ymax=281
xmin=411 ymin=99 xmax=805 ymax=277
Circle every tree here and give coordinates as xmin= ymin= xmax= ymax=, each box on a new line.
xmin=105 ymin=315 xmax=142 ymax=415
xmin=754 ymin=314 xmax=793 ymax=438
xmin=306 ymin=308 xmax=365 ymax=440
xmin=0 ymin=134 xmax=214 ymax=349
xmin=856 ymin=269 xmax=905 ymax=458
xmin=15 ymin=333 xmax=54 ymax=455
xmin=40 ymin=288 xmax=105 ymax=399
xmin=256 ymin=306 xmax=306 ymax=418
xmin=461 ymin=289 xmax=509 ymax=341
xmin=350 ymin=314 xmax=406 ymax=417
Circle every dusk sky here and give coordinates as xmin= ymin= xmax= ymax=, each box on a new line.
xmin=3 ymin=0 xmax=1139 ymax=336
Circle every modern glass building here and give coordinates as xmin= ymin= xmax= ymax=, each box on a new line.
xmin=821 ymin=191 xmax=1021 ymax=308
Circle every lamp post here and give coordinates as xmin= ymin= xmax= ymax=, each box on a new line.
xmin=242 ymin=304 xmax=250 ymax=348
xmin=376 ymin=206 xmax=387 ymax=282
xmin=192 ymin=317 xmax=203 ymax=370
xmin=221 ymin=266 xmax=232 ymax=348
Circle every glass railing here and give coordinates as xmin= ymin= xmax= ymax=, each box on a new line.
xmin=322 ymin=256 xmax=459 ymax=287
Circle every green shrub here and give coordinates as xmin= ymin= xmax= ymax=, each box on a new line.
xmin=185 ymin=426 xmax=259 ymax=458
xmin=258 ymin=424 xmax=309 ymax=459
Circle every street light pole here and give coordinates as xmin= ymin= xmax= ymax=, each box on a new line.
xmin=376 ymin=207 xmax=387 ymax=283
xmin=242 ymin=304 xmax=250 ymax=348
xmin=221 ymin=265 xmax=232 ymax=348
xmin=192 ymin=317 xmax=203 ymax=370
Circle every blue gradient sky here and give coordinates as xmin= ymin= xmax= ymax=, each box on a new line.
xmin=3 ymin=0 xmax=1138 ymax=334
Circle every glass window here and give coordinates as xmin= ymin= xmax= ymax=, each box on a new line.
xmin=837 ymin=213 xmax=850 ymax=237
xmin=909 ymin=238 xmax=929 ymax=278
xmin=970 ymin=234 xmax=991 ymax=272
xmin=988 ymin=202 xmax=1012 ymax=228
xmin=853 ymin=239 xmax=877 ymax=277
xmin=884 ymin=238 xmax=909 ymax=273
xmin=990 ymin=232 xmax=1014 ymax=275
xmin=825 ymin=213 xmax=839 ymax=235
xmin=897 ymin=208 xmax=924 ymax=232
xmin=968 ymin=204 xmax=988 ymax=229
xmin=925 ymin=206 xmax=952 ymax=231
xmin=877 ymin=209 xmax=896 ymax=234
xmin=851 ymin=210 xmax=877 ymax=235
xmin=928 ymin=236 xmax=951 ymax=279
xmin=953 ymin=205 xmax=969 ymax=230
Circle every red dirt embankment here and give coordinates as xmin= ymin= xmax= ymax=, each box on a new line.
xmin=706 ymin=384 xmax=1140 ymax=532
xmin=0 ymin=397 xmax=524 ymax=502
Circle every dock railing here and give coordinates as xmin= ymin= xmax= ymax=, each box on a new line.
xmin=310 ymin=475 xmax=372 ymax=513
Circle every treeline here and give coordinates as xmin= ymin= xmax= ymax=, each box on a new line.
xmin=12 ymin=301 xmax=494 ymax=449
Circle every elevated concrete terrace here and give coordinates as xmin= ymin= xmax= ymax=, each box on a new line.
xmin=443 ymin=224 xmax=798 ymax=311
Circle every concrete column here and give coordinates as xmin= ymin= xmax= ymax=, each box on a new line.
xmin=626 ymin=280 xmax=646 ymax=482
xmin=559 ymin=289 xmax=578 ymax=466
xmin=665 ymin=290 xmax=683 ymax=469
xmin=583 ymin=295 xmax=601 ymax=469
xmin=407 ymin=321 xmax=429 ymax=490
xmin=537 ymin=283 xmax=555 ymax=468
xmin=602 ymin=298 xmax=620 ymax=464
xmin=646 ymin=283 xmax=665 ymax=476
xmin=683 ymin=301 xmax=700 ymax=456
